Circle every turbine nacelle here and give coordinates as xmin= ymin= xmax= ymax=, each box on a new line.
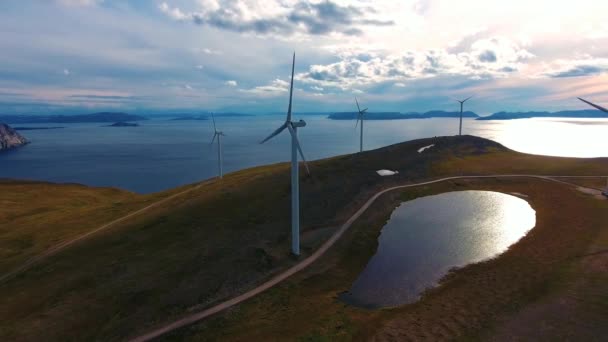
xmin=291 ymin=119 xmax=306 ymax=128
xmin=259 ymin=52 xmax=310 ymax=175
xmin=456 ymin=95 xmax=473 ymax=104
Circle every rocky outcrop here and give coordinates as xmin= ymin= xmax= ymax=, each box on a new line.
xmin=0 ymin=123 xmax=29 ymax=151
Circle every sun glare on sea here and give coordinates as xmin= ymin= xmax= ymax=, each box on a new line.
xmin=490 ymin=118 xmax=608 ymax=157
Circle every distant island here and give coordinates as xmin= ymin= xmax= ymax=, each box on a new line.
xmin=328 ymin=111 xmax=479 ymax=120
xmin=477 ymin=110 xmax=608 ymax=120
xmin=0 ymin=112 xmax=147 ymax=124
xmin=213 ymin=113 xmax=254 ymax=117
xmin=105 ymin=122 xmax=139 ymax=127
xmin=0 ymin=123 xmax=29 ymax=151
xmin=170 ymin=115 xmax=208 ymax=121
xmin=13 ymin=126 xmax=65 ymax=131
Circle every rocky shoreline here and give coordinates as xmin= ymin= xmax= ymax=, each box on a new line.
xmin=0 ymin=123 xmax=29 ymax=151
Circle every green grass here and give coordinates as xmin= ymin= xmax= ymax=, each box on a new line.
xmin=1 ymin=135 xmax=607 ymax=341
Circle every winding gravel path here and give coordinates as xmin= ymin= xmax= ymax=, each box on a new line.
xmin=130 ymin=174 xmax=607 ymax=342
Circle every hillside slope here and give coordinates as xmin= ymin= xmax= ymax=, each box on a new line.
xmin=1 ymin=135 xmax=607 ymax=341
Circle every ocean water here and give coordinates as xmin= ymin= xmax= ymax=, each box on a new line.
xmin=1 ymin=116 xmax=607 ymax=193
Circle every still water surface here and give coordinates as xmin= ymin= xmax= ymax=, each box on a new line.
xmin=342 ymin=191 xmax=535 ymax=308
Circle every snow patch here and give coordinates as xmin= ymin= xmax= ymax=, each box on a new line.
xmin=418 ymin=144 xmax=435 ymax=153
xmin=377 ymin=169 xmax=399 ymax=176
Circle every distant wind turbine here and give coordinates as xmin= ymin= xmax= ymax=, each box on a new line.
xmin=456 ymin=95 xmax=473 ymax=136
xmin=578 ymin=97 xmax=608 ymax=113
xmin=260 ymin=52 xmax=310 ymax=256
xmin=354 ymin=97 xmax=368 ymax=152
xmin=210 ymin=113 xmax=225 ymax=179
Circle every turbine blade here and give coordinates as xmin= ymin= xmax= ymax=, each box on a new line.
xmin=362 ymin=108 xmax=368 ymax=113
xmin=355 ymin=97 xmax=361 ymax=113
xmin=287 ymin=53 xmax=295 ymax=122
xmin=355 ymin=116 xmax=360 ymax=129
xmin=211 ymin=132 xmax=217 ymax=145
xmin=287 ymin=125 xmax=310 ymax=175
xmin=462 ymin=95 xmax=473 ymax=103
xmin=260 ymin=123 xmax=288 ymax=144
xmin=211 ymin=113 xmax=217 ymax=131
xmin=578 ymin=97 xmax=608 ymax=113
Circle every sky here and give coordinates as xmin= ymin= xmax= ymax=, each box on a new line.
xmin=1 ymin=0 xmax=608 ymax=115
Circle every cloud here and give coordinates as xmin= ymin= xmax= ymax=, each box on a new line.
xmin=159 ymin=1 xmax=394 ymax=37
xmin=242 ymin=78 xmax=289 ymax=96
xmin=196 ymin=65 xmax=204 ymax=69
xmin=478 ymin=50 xmax=497 ymax=63
xmin=297 ymin=36 xmax=534 ymax=88
xmin=225 ymin=80 xmax=237 ymax=86
xmin=63 ymin=68 xmax=70 ymax=75
xmin=542 ymin=57 xmax=608 ymax=78
xmin=202 ymin=48 xmax=221 ymax=55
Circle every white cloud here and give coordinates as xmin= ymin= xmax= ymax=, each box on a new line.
xmin=196 ymin=65 xmax=204 ymax=69
xmin=202 ymin=48 xmax=221 ymax=55
xmin=298 ymin=36 xmax=533 ymax=88
xmin=63 ymin=68 xmax=70 ymax=75
xmin=159 ymin=2 xmax=188 ymax=20
xmin=225 ymin=80 xmax=238 ymax=86
xmin=242 ymin=78 xmax=289 ymax=96
xmin=184 ymin=84 xmax=193 ymax=90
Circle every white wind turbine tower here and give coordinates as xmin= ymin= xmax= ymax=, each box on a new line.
xmin=355 ymin=97 xmax=368 ymax=152
xmin=260 ymin=52 xmax=310 ymax=256
xmin=210 ymin=113 xmax=225 ymax=179
xmin=456 ymin=95 xmax=473 ymax=136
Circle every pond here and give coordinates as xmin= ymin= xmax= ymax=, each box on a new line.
xmin=341 ymin=191 xmax=536 ymax=308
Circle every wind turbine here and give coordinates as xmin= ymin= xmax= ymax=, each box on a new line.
xmin=210 ymin=113 xmax=225 ymax=179
xmin=355 ymin=97 xmax=368 ymax=152
xmin=578 ymin=97 xmax=608 ymax=113
xmin=456 ymin=95 xmax=473 ymax=136
xmin=260 ymin=52 xmax=310 ymax=256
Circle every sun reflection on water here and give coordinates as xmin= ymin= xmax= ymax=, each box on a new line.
xmin=343 ymin=191 xmax=536 ymax=308
xmin=471 ymin=118 xmax=608 ymax=157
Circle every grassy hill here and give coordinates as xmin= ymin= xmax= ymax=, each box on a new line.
xmin=1 ymin=135 xmax=607 ymax=341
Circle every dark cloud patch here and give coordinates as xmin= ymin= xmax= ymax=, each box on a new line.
xmin=164 ymin=1 xmax=393 ymax=36
xmin=478 ymin=50 xmax=497 ymax=63
xmin=499 ymin=66 xmax=517 ymax=73
xmin=547 ymin=65 xmax=605 ymax=78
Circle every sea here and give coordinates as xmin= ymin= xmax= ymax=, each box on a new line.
xmin=1 ymin=115 xmax=607 ymax=193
